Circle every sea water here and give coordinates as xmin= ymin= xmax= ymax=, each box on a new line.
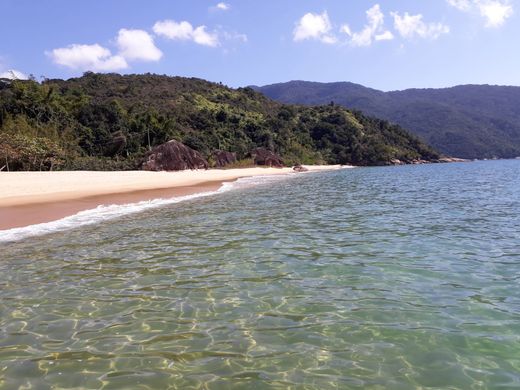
xmin=1 ymin=160 xmax=519 ymax=389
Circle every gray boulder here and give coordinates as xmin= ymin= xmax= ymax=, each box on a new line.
xmin=251 ymin=147 xmax=284 ymax=168
xmin=213 ymin=150 xmax=237 ymax=168
xmin=142 ymin=140 xmax=209 ymax=171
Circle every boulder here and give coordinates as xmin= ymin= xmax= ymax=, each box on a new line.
xmin=142 ymin=140 xmax=208 ymax=171
xmin=251 ymin=147 xmax=284 ymax=168
xmin=213 ymin=150 xmax=237 ymax=168
xmin=411 ymin=159 xmax=429 ymax=165
xmin=390 ymin=159 xmax=404 ymax=165
xmin=104 ymin=131 xmax=127 ymax=157
xmin=293 ymin=164 xmax=309 ymax=172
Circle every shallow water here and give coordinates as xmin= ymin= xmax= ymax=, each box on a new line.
xmin=1 ymin=160 xmax=520 ymax=389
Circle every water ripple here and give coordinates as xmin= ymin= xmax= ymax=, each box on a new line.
xmin=1 ymin=160 xmax=520 ymax=389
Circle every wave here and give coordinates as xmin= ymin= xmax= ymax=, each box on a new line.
xmin=0 ymin=173 xmax=295 ymax=243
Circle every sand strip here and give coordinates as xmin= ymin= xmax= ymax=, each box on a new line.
xmin=0 ymin=182 xmax=223 ymax=230
xmin=0 ymin=166 xmax=347 ymax=230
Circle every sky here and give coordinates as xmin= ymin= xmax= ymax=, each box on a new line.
xmin=0 ymin=0 xmax=518 ymax=91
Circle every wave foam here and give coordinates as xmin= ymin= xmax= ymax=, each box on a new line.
xmin=0 ymin=173 xmax=295 ymax=243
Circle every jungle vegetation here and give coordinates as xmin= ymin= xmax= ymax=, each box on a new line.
xmin=0 ymin=73 xmax=439 ymax=171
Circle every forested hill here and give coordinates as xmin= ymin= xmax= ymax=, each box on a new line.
xmin=0 ymin=73 xmax=439 ymax=171
xmin=253 ymin=81 xmax=520 ymax=159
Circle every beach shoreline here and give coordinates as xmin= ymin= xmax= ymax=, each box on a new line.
xmin=0 ymin=165 xmax=348 ymax=230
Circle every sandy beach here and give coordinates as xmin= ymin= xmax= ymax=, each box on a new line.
xmin=0 ymin=166 xmax=346 ymax=230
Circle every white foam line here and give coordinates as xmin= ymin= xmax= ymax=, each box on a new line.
xmin=0 ymin=173 xmax=296 ymax=243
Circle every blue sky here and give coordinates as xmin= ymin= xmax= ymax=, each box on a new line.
xmin=0 ymin=0 xmax=518 ymax=90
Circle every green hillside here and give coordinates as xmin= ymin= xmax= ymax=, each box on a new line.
xmin=0 ymin=73 xmax=439 ymax=170
xmin=254 ymin=81 xmax=520 ymax=159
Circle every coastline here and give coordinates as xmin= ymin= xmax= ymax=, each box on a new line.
xmin=0 ymin=166 xmax=347 ymax=230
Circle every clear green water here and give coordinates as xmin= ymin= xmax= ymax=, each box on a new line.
xmin=1 ymin=160 xmax=520 ymax=389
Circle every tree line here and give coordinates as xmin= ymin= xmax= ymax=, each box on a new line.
xmin=0 ymin=73 xmax=439 ymax=171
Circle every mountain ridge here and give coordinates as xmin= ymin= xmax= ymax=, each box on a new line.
xmin=253 ymin=80 xmax=520 ymax=159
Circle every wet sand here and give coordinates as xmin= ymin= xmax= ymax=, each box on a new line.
xmin=0 ymin=166 xmax=348 ymax=230
xmin=0 ymin=182 xmax=222 ymax=230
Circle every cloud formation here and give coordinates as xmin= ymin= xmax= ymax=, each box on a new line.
xmin=153 ymin=20 xmax=220 ymax=47
xmin=342 ymin=4 xmax=394 ymax=47
xmin=447 ymin=0 xmax=513 ymax=27
xmin=48 ymin=29 xmax=161 ymax=71
xmin=391 ymin=12 xmax=450 ymax=39
xmin=447 ymin=0 xmax=472 ymax=10
xmin=48 ymin=16 xmax=242 ymax=72
xmin=47 ymin=44 xmax=128 ymax=71
xmin=295 ymin=5 xmax=450 ymax=47
xmin=116 ymin=29 xmax=163 ymax=61
xmin=221 ymin=30 xmax=248 ymax=43
xmin=216 ymin=2 xmax=230 ymax=11
xmin=293 ymin=11 xmax=337 ymax=44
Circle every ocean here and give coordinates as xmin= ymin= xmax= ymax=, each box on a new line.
xmin=1 ymin=160 xmax=519 ymax=389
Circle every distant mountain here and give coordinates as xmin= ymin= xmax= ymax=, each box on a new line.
xmin=253 ymin=81 xmax=520 ymax=159
xmin=0 ymin=73 xmax=439 ymax=170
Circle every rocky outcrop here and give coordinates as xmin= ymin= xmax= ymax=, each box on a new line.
xmin=293 ymin=164 xmax=309 ymax=172
xmin=390 ymin=159 xmax=405 ymax=165
xmin=142 ymin=140 xmax=208 ymax=171
xmin=213 ymin=150 xmax=237 ymax=168
xmin=411 ymin=159 xmax=430 ymax=165
xmin=389 ymin=158 xmax=430 ymax=165
xmin=251 ymin=147 xmax=284 ymax=168
xmin=437 ymin=157 xmax=468 ymax=163
xmin=388 ymin=156 xmax=468 ymax=166
xmin=104 ymin=131 xmax=127 ymax=157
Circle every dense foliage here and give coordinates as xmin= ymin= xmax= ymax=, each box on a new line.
xmin=0 ymin=73 xmax=439 ymax=170
xmin=254 ymin=81 xmax=520 ymax=159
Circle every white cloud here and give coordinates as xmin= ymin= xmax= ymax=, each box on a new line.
xmin=294 ymin=5 xmax=452 ymax=48
xmin=392 ymin=12 xmax=450 ymax=39
xmin=447 ymin=0 xmax=472 ymax=10
xmin=478 ymin=0 xmax=513 ymax=27
xmin=192 ymin=26 xmax=220 ymax=46
xmin=154 ymin=20 xmax=192 ymax=40
xmin=375 ymin=31 xmax=395 ymax=41
xmin=116 ymin=29 xmax=162 ymax=61
xmin=209 ymin=2 xmax=230 ymax=12
xmin=47 ymin=44 xmax=128 ymax=71
xmin=293 ymin=11 xmax=337 ymax=44
xmin=447 ymin=0 xmax=513 ymax=27
xmin=216 ymin=2 xmax=229 ymax=10
xmin=221 ymin=30 xmax=248 ymax=43
xmin=340 ymin=24 xmax=352 ymax=36
xmin=153 ymin=20 xmax=220 ymax=47
xmin=0 ymin=69 xmax=28 ymax=80
xmin=342 ymin=4 xmax=394 ymax=47
xmin=48 ymin=29 xmax=162 ymax=72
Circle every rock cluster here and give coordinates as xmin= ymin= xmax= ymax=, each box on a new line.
xmin=389 ymin=156 xmax=468 ymax=166
xmin=213 ymin=150 xmax=237 ymax=168
xmin=436 ymin=157 xmax=468 ymax=163
xmin=293 ymin=164 xmax=309 ymax=172
xmin=104 ymin=131 xmax=127 ymax=157
xmin=251 ymin=147 xmax=284 ymax=168
xmin=142 ymin=140 xmax=208 ymax=171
